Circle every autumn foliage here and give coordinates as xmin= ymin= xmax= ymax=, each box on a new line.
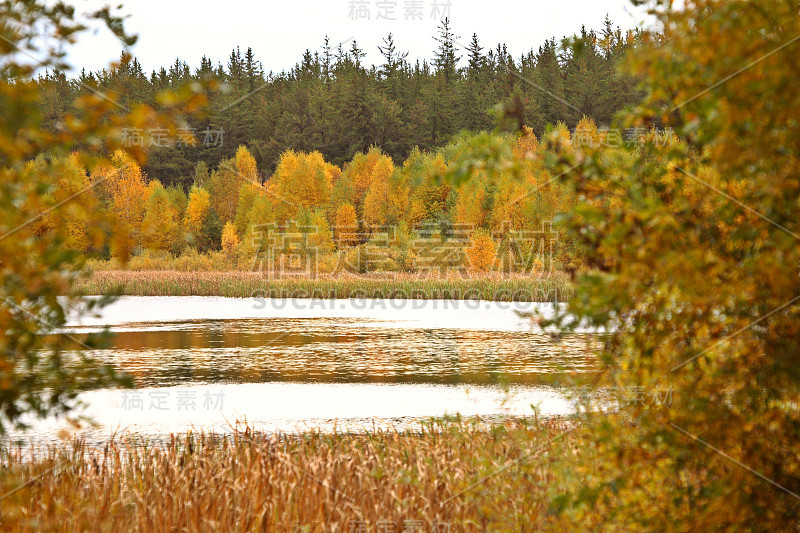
xmin=54 ymin=135 xmax=590 ymax=275
xmin=0 ymin=1 xmax=209 ymax=431
xmin=532 ymin=1 xmax=800 ymax=530
xmin=466 ymin=230 xmax=496 ymax=272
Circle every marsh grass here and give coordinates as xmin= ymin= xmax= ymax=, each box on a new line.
xmin=0 ymin=418 xmax=574 ymax=531
xmin=75 ymin=270 xmax=574 ymax=302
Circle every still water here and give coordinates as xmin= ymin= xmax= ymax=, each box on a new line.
xmin=8 ymin=297 xmax=598 ymax=445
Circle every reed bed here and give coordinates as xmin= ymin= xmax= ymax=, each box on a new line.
xmin=0 ymin=418 xmax=575 ymax=531
xmin=74 ymin=270 xmax=574 ymax=302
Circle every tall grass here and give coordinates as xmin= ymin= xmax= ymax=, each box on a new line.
xmin=0 ymin=418 xmax=574 ymax=531
xmin=75 ymin=270 xmax=574 ymax=302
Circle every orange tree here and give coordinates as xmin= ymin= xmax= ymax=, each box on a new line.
xmin=533 ymin=0 xmax=800 ymax=529
xmin=0 ymin=1 xmax=206 ymax=431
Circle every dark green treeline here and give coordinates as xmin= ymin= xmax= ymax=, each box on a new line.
xmin=35 ymin=17 xmax=642 ymax=188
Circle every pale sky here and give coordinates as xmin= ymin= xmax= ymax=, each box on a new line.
xmin=64 ymin=0 xmax=652 ymax=75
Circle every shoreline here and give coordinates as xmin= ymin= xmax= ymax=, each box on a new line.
xmin=75 ymin=270 xmax=575 ymax=302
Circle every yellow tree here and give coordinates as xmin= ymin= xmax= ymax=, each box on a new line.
xmin=93 ymin=150 xmax=150 ymax=240
xmin=322 ymin=157 xmax=341 ymax=190
xmin=36 ymin=154 xmax=96 ymax=252
xmin=234 ymin=181 xmax=263 ymax=236
xmin=334 ymin=203 xmax=358 ymax=246
xmin=141 ymin=180 xmax=180 ymax=253
xmin=308 ymin=210 xmax=334 ymax=256
xmin=405 ymin=152 xmax=451 ymax=226
xmin=207 ymin=147 xmax=260 ymax=227
xmin=466 ymin=230 xmax=496 ymax=272
xmin=514 ymin=125 xmax=539 ymax=158
xmin=185 ymin=186 xmax=210 ymax=236
xmin=246 ymin=191 xmax=277 ymax=230
xmin=267 ymin=151 xmax=335 ymax=222
xmin=363 ymin=177 xmax=388 ymax=229
xmin=453 ymin=171 xmax=491 ymax=230
xmin=571 ymin=115 xmax=601 ymax=149
xmin=237 ymin=191 xmax=277 ymax=260
xmin=362 ymin=183 xmax=386 ymax=229
xmin=550 ymin=121 xmax=573 ymax=151
xmin=329 ymin=171 xmax=356 ymax=223
xmin=490 ymin=176 xmax=532 ymax=231
xmin=221 ymin=221 xmax=240 ymax=258
xmin=234 ymin=145 xmax=259 ymax=182
xmin=166 ymin=185 xmax=188 ymax=224
xmin=206 ymin=164 xmax=240 ymax=226
xmin=362 ymin=159 xmax=409 ymax=231
xmin=184 ymin=185 xmax=220 ymax=252
xmin=342 ymin=147 xmax=394 ymax=211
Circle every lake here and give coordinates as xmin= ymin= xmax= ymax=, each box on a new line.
xmin=7 ymin=297 xmax=598 ymax=446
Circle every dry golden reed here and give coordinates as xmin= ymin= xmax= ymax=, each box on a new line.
xmin=74 ymin=270 xmax=574 ymax=302
xmin=0 ymin=418 xmax=574 ymax=532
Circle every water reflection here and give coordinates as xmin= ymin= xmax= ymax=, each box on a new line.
xmin=74 ymin=318 xmax=598 ymax=387
xmin=10 ymin=297 xmax=600 ymax=445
